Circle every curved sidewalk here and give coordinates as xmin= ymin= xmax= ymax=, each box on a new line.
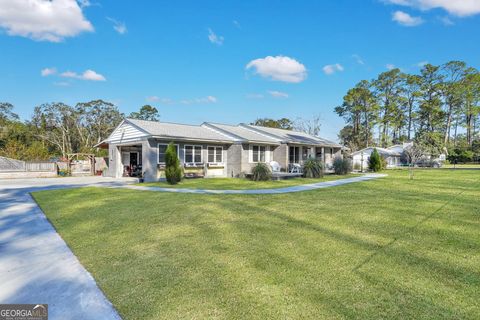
xmin=121 ymin=173 xmax=387 ymax=195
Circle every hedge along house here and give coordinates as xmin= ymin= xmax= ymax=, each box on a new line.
xmin=97 ymin=118 xmax=343 ymax=182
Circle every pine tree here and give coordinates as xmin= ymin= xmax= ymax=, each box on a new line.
xmin=165 ymin=142 xmax=182 ymax=184
xmin=369 ymin=148 xmax=382 ymax=172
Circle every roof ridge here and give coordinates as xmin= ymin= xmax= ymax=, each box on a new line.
xmin=201 ymin=123 xmax=244 ymax=141
xmin=126 ymin=118 xmax=205 ymax=128
xmin=239 ymin=123 xmax=285 ymax=141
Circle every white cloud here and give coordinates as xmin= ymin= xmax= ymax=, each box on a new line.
xmin=148 ymin=96 xmax=217 ymax=105
xmin=207 ymin=28 xmax=224 ymax=45
xmin=181 ymin=96 xmax=217 ymax=104
xmin=386 ymin=63 xmax=396 ymax=70
xmin=392 ymin=10 xmax=424 ymax=26
xmin=352 ymin=54 xmax=365 ymax=65
xmin=107 ymin=17 xmax=127 ymax=35
xmin=60 ymin=69 xmax=106 ymax=81
xmin=0 ymin=0 xmax=94 ymax=42
xmin=268 ymin=90 xmax=289 ymax=99
xmin=385 ymin=0 xmax=480 ymax=17
xmin=146 ymin=96 xmax=160 ymax=102
xmin=322 ymin=63 xmax=344 ymax=75
xmin=246 ymin=56 xmax=307 ymax=83
xmin=146 ymin=96 xmax=174 ymax=104
xmin=82 ymin=69 xmax=106 ymax=81
xmin=60 ymin=71 xmax=77 ymax=78
xmin=195 ymin=96 xmax=217 ymax=104
xmin=246 ymin=93 xmax=264 ymax=99
xmin=41 ymin=67 xmax=57 ymax=76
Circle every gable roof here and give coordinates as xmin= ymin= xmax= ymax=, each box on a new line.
xmin=351 ymin=147 xmax=401 ymax=157
xmin=126 ymin=118 xmax=234 ymax=143
xmin=101 ymin=118 xmax=344 ymax=147
xmin=203 ymin=122 xmax=281 ymax=144
xmin=242 ymin=124 xmax=342 ymax=147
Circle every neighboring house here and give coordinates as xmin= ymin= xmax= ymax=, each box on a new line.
xmin=351 ymin=142 xmax=448 ymax=170
xmin=97 ymin=118 xmax=343 ymax=182
xmin=351 ymin=147 xmax=402 ymax=170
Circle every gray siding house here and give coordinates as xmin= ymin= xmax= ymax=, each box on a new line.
xmin=99 ymin=118 xmax=343 ymax=182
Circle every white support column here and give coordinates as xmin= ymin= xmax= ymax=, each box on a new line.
xmin=116 ymin=146 xmax=123 ymax=178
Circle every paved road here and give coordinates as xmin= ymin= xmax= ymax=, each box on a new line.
xmin=122 ymin=173 xmax=387 ymax=194
xmin=0 ymin=177 xmax=136 ymax=320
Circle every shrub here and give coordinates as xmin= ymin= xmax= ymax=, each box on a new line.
xmin=333 ymin=157 xmax=352 ymax=175
xmin=353 ymin=162 xmax=361 ymax=171
xmin=369 ymin=148 xmax=382 ymax=172
xmin=58 ymin=168 xmax=71 ymax=177
xmin=380 ymin=156 xmax=387 ymax=170
xmin=251 ymin=163 xmax=271 ymax=181
xmin=303 ymin=158 xmax=324 ymax=178
xmin=165 ymin=142 xmax=182 ymax=184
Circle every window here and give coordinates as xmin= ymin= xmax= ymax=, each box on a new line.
xmin=252 ymin=145 xmax=266 ymax=162
xmin=185 ymin=145 xmax=202 ymax=163
xmin=289 ymin=146 xmax=300 ymax=163
xmin=207 ymin=146 xmax=223 ymax=163
xmin=158 ymin=144 xmax=179 ymax=164
xmin=302 ymin=147 xmax=311 ymax=160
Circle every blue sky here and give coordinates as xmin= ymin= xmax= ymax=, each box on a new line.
xmin=1 ymin=0 xmax=480 ymax=141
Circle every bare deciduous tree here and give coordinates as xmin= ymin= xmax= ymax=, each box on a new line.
xmin=403 ymin=143 xmax=425 ymax=180
xmin=295 ymin=114 xmax=322 ymax=136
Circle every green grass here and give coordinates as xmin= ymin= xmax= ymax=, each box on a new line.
xmin=140 ymin=174 xmax=358 ymax=190
xmin=32 ymin=170 xmax=480 ymax=319
xmin=442 ymin=163 xmax=480 ymax=169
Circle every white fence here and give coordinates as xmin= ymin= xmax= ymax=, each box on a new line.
xmin=25 ymin=162 xmax=57 ymax=172
xmin=0 ymin=157 xmax=57 ymax=179
xmin=0 ymin=157 xmax=56 ymax=172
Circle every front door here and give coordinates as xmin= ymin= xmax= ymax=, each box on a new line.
xmin=315 ymin=147 xmax=323 ymax=161
xmin=130 ymin=152 xmax=138 ymax=167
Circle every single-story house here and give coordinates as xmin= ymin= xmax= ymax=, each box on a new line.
xmin=97 ymin=118 xmax=344 ymax=182
xmin=351 ymin=146 xmax=402 ymax=170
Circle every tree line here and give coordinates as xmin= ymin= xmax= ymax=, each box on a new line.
xmin=335 ymin=61 xmax=480 ymax=158
xmin=251 ymin=115 xmax=322 ymax=136
xmin=0 ymin=101 xmax=159 ymax=160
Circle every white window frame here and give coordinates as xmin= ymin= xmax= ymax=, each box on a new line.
xmin=207 ymin=146 xmax=223 ymax=164
xmin=251 ymin=145 xmax=266 ymax=163
xmin=184 ymin=145 xmax=203 ymax=164
xmin=289 ymin=146 xmax=300 ymax=164
xmin=157 ymin=143 xmax=179 ymax=164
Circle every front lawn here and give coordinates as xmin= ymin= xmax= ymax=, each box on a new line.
xmin=442 ymin=163 xmax=480 ymax=169
xmin=33 ymin=170 xmax=480 ymax=319
xmin=140 ymin=173 xmax=358 ymax=190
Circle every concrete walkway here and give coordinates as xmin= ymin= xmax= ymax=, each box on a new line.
xmin=121 ymin=173 xmax=387 ymax=195
xmin=0 ymin=177 xmax=136 ymax=320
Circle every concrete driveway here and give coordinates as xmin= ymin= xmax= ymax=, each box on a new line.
xmin=0 ymin=177 xmax=136 ymax=320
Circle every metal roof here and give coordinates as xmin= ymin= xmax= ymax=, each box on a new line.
xmin=121 ymin=118 xmax=343 ymax=147
xmin=203 ymin=123 xmax=281 ymax=144
xmin=126 ymin=118 xmax=234 ymax=143
xmin=242 ymin=124 xmax=343 ymax=147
